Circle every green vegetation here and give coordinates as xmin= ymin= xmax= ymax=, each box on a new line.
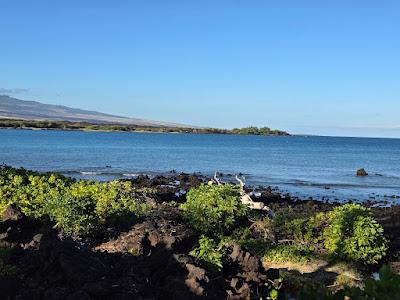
xmin=236 ymin=238 xmax=313 ymax=264
xmin=44 ymin=193 xmax=98 ymax=235
xmin=263 ymin=244 xmax=314 ymax=263
xmin=245 ymin=204 xmax=387 ymax=266
xmin=300 ymin=265 xmax=400 ymax=300
xmin=323 ymin=204 xmax=387 ymax=264
xmin=189 ymin=235 xmax=225 ymax=270
xmin=0 ymin=166 xmax=150 ymax=236
xmin=0 ymin=118 xmax=290 ymax=136
xmin=189 ymin=234 xmax=284 ymax=299
xmin=182 ymin=183 xmax=388 ymax=299
xmin=230 ymin=126 xmax=289 ymax=136
xmin=180 ymin=184 xmax=248 ymax=236
xmin=0 ymin=166 xmax=394 ymax=299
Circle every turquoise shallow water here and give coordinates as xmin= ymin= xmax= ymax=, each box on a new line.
xmin=0 ymin=129 xmax=399 ymax=203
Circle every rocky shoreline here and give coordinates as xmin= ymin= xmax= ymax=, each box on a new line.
xmin=1 ymin=171 xmax=400 ymax=299
xmin=0 ymin=173 xmax=279 ymax=299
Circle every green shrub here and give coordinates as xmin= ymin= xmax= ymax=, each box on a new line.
xmin=262 ymin=203 xmax=387 ymax=265
xmin=247 ymin=204 xmax=387 ymax=266
xmin=44 ymin=193 xmax=98 ymax=236
xmin=239 ymin=239 xmax=271 ymax=257
xmin=180 ymin=184 xmax=248 ymax=235
xmin=323 ymin=204 xmax=387 ymax=264
xmin=266 ymin=206 xmax=326 ymax=246
xmin=0 ymin=166 xmax=150 ymax=236
xmin=72 ymin=180 xmax=147 ymax=222
xmin=189 ymin=235 xmax=225 ymax=270
xmin=230 ymin=226 xmax=253 ymax=241
xmin=283 ymin=212 xmax=326 ymax=245
xmin=0 ymin=167 xmax=70 ymax=218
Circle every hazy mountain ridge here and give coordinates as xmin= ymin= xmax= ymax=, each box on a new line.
xmin=0 ymin=95 xmax=188 ymax=127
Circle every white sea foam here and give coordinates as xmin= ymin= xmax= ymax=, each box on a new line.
xmin=80 ymin=171 xmax=99 ymax=175
xmin=122 ymin=173 xmax=140 ymax=177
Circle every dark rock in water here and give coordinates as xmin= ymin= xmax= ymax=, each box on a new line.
xmin=357 ymin=168 xmax=368 ymax=176
xmin=131 ymin=173 xmax=204 ymax=204
xmin=258 ymin=187 xmax=282 ymax=203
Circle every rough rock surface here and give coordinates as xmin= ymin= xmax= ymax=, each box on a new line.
xmin=95 ymin=206 xmax=196 ymax=255
xmin=2 ymin=204 xmax=24 ymax=221
xmin=132 ymin=173 xmax=205 ymax=203
xmin=0 ymin=205 xmax=278 ymax=300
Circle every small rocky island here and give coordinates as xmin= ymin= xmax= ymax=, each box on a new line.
xmin=357 ymin=168 xmax=369 ymax=176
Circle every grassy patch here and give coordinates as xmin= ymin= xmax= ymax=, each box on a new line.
xmin=263 ymin=244 xmax=313 ymax=263
xmin=238 ymin=239 xmax=313 ymax=265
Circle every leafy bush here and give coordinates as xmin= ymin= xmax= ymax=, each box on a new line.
xmin=0 ymin=167 xmax=70 ymax=218
xmin=323 ymin=204 xmax=387 ymax=264
xmin=44 ymin=193 xmax=98 ymax=236
xmin=264 ymin=205 xmax=326 ymax=246
xmin=69 ymin=180 xmax=147 ymax=222
xmin=282 ymin=212 xmax=326 ymax=245
xmin=180 ymin=184 xmax=248 ymax=235
xmin=239 ymin=239 xmax=271 ymax=257
xmin=0 ymin=166 xmax=150 ymax=236
xmin=253 ymin=204 xmax=387 ymax=265
xmin=189 ymin=235 xmax=225 ymax=270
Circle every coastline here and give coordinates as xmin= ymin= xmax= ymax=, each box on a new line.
xmin=0 ymin=126 xmax=289 ymax=136
xmin=0 ymin=119 xmax=290 ymax=136
xmin=2 ymin=164 xmax=399 ymax=207
xmin=1 ymin=166 xmax=399 ymax=299
xmin=1 ymin=128 xmax=399 ymax=205
xmin=58 ymin=169 xmax=400 ymax=206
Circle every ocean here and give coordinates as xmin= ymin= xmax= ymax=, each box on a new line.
xmin=1 ymin=129 xmax=399 ymax=204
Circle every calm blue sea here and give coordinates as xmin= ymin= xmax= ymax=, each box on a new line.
xmin=0 ymin=129 xmax=399 ymax=204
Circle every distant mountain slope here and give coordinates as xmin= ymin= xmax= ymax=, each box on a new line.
xmin=0 ymin=95 xmax=189 ymax=127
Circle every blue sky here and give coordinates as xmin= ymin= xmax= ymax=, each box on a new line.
xmin=1 ymin=1 xmax=399 ymax=137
